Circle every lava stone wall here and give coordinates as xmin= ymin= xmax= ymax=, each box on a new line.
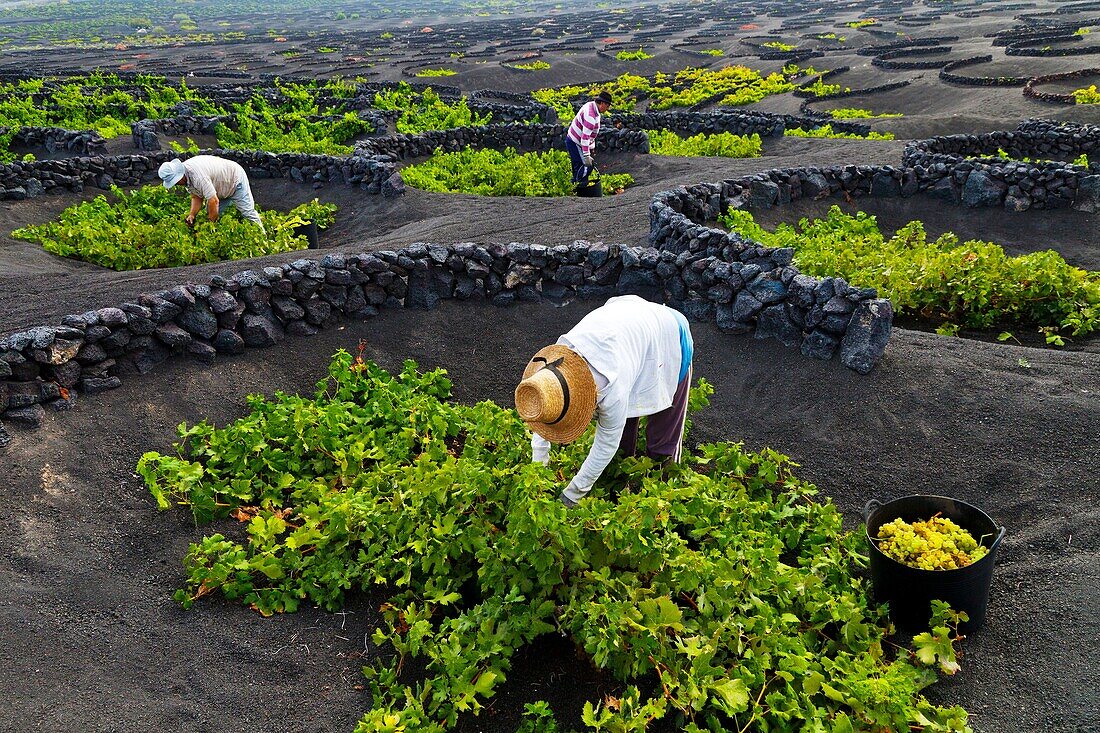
xmin=938 ymin=56 xmax=1029 ymax=87
xmin=6 ymin=126 xmax=107 ymax=156
xmin=903 ymin=120 xmax=1100 ymax=212
xmin=0 ymin=227 xmax=891 ymax=443
xmin=648 ymin=167 xmax=899 ymax=375
xmin=0 ymin=149 xmax=396 ymax=201
xmin=1023 ymin=68 xmax=1100 ymax=103
xmin=353 ymin=124 xmax=651 ymax=160
xmin=131 ymin=117 xmax=225 ymax=150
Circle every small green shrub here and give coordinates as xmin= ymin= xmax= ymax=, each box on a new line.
xmin=373 ymin=84 xmax=494 ymax=133
xmin=401 ymin=147 xmax=633 ymax=196
xmin=762 ymin=40 xmax=795 ymax=51
xmin=784 ymin=124 xmax=895 ymax=140
xmin=802 ymin=78 xmax=848 ymax=97
xmin=12 ymin=185 xmax=336 ymax=271
xmin=216 ymin=82 xmax=373 ymax=154
xmin=647 ymin=129 xmax=762 ymax=158
xmin=615 ymin=47 xmax=653 ymax=61
xmin=512 ymin=60 xmax=551 ymax=70
xmin=415 ymin=68 xmax=457 ymax=77
xmin=719 ymin=206 xmax=1100 ymax=339
xmin=1072 ymin=85 xmax=1100 ymax=104
xmin=829 ymin=107 xmax=903 ymax=119
xmin=699 ymin=48 xmax=724 ymax=56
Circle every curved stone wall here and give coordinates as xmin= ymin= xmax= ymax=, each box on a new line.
xmin=353 ymin=124 xmax=650 ymax=160
xmin=5 ymin=126 xmax=108 ymax=156
xmin=0 ymin=148 xmax=396 ymax=200
xmin=1023 ymin=68 xmax=1100 ymax=103
xmin=902 ymin=120 xmax=1100 ymax=211
xmin=938 ymin=56 xmax=1029 ymax=86
xmin=0 ymin=221 xmax=891 ymax=439
xmin=647 ymin=167 xmax=902 ymax=375
xmin=871 ymin=46 xmax=954 ymax=70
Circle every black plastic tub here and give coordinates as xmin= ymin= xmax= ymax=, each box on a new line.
xmin=295 ymin=220 xmax=320 ymax=249
xmin=865 ymin=494 xmax=1006 ymax=634
xmin=576 ymin=177 xmax=602 ymax=197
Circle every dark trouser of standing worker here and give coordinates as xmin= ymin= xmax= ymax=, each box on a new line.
xmin=565 ymin=137 xmax=590 ymax=184
xmin=617 ymin=366 xmax=693 ymax=463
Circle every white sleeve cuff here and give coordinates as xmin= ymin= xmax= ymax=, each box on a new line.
xmin=531 ymin=433 xmax=551 ymax=464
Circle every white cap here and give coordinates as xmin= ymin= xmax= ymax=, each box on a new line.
xmin=158 ymin=159 xmax=186 ymax=189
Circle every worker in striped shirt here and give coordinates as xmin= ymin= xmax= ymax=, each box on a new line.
xmin=565 ymin=90 xmax=613 ymax=186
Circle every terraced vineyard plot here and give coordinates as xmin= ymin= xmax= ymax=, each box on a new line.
xmin=401 ymin=147 xmax=634 ymax=196
xmin=140 ymin=352 xmax=975 ymax=733
xmin=647 ymin=130 xmax=763 ymax=157
xmin=11 ymin=185 xmax=336 ymax=270
xmin=721 ymin=206 xmax=1100 ymax=344
xmin=372 ymin=83 xmax=494 ymax=133
xmin=533 ymin=65 xmax=812 ymax=118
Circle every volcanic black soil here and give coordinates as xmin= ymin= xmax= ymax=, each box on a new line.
xmin=3 ymin=1 xmax=1100 ymax=732
xmin=2 ymin=300 xmax=1097 ymax=733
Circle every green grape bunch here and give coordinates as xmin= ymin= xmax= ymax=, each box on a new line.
xmin=876 ymin=515 xmax=990 ymax=571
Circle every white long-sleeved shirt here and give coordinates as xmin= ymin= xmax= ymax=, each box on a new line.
xmin=184 ymin=155 xmax=247 ymax=202
xmin=567 ymin=100 xmax=601 ymax=156
xmin=531 ymin=296 xmax=692 ymax=501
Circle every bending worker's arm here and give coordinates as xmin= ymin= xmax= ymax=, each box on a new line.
xmin=206 ymin=195 xmax=220 ymax=222
xmin=186 ymin=195 xmax=203 ymax=225
xmin=531 ymin=398 xmax=627 ymax=503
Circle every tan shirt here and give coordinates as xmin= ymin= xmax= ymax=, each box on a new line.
xmin=183 ymin=155 xmax=246 ymax=201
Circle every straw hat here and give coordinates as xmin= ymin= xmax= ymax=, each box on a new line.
xmin=515 ymin=345 xmax=597 ymax=444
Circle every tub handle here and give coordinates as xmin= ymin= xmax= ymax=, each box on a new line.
xmin=863 ymin=498 xmax=882 ymax=521
xmin=989 ymin=525 xmax=1007 ymax=549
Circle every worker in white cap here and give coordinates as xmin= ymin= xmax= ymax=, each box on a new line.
xmin=158 ymin=155 xmax=265 ymax=234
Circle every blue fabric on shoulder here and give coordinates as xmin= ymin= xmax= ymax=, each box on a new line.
xmin=672 ymin=309 xmax=693 ymax=383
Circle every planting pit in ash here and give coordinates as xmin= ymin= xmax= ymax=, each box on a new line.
xmin=654 ymin=162 xmax=1099 ymax=352
xmin=2 ymin=299 xmax=1097 ymax=733
xmin=747 ymin=193 xmax=1100 ymax=271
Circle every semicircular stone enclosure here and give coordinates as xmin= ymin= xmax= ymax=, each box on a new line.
xmin=2 ymin=6 xmax=1100 ymax=733
xmin=3 ymin=117 xmax=1100 ymax=439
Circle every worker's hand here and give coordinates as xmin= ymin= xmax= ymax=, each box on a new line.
xmin=184 ymin=213 xmax=195 ymax=226
xmin=582 ymin=153 xmax=594 ymax=167
xmin=558 ymin=491 xmax=579 ymax=509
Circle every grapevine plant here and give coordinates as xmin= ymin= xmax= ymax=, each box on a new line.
xmin=1071 ymin=85 xmax=1100 ymax=104
xmin=371 ymin=83 xmax=495 ymax=134
xmin=647 ymin=130 xmax=762 ymax=158
xmin=401 ymin=147 xmax=634 ymax=196
xmin=215 ymin=80 xmax=374 ymax=155
xmin=720 ymin=206 xmax=1100 ymax=340
xmin=532 ymin=64 xmax=814 ymax=118
xmin=783 ymin=125 xmax=895 ymax=140
xmin=615 ymin=47 xmax=653 ymax=61
xmin=140 ymin=352 xmax=974 ymax=733
xmin=12 ymin=184 xmax=336 ymax=270
xmin=828 ymin=108 xmax=902 ymax=120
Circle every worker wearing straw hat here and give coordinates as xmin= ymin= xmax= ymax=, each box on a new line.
xmin=515 ymin=295 xmax=694 ymax=507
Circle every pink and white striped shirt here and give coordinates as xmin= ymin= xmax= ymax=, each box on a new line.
xmin=567 ymin=100 xmax=601 ymax=155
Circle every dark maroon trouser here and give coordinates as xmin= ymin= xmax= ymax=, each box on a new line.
xmin=617 ymin=366 xmax=693 ymax=462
